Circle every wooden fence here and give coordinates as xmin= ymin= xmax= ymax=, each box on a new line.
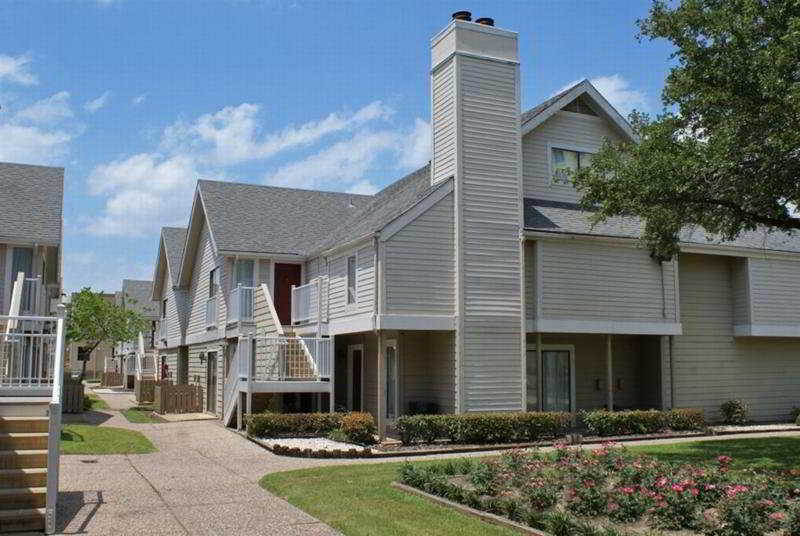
xmin=101 ymin=372 xmax=122 ymax=387
xmin=62 ymin=382 xmax=84 ymax=413
xmin=135 ymin=379 xmax=170 ymax=405
xmin=154 ymin=384 xmax=203 ymax=414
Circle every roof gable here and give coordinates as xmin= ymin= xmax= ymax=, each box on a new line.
xmin=151 ymin=227 xmax=186 ymax=300
xmin=521 ymin=80 xmax=637 ymax=142
xmin=121 ymin=279 xmax=158 ymax=319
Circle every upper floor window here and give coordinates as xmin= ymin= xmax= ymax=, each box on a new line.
xmin=346 ymin=255 xmax=356 ymax=305
xmin=209 ymin=267 xmax=220 ymax=298
xmin=161 ymin=299 xmax=167 ymax=319
xmin=551 ymin=148 xmax=593 ymax=185
xmin=235 ymin=259 xmax=254 ymax=287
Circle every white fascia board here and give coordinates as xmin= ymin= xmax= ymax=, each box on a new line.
xmin=528 ymin=318 xmax=683 ymax=336
xmin=375 ymin=314 xmax=456 ymax=331
xmin=734 ymin=324 xmax=800 ymax=337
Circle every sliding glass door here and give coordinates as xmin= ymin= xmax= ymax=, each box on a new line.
xmin=542 ymin=349 xmax=573 ymax=412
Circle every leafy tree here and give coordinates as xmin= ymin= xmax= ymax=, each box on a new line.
xmin=66 ymin=288 xmax=147 ymax=381
xmin=574 ymin=0 xmax=800 ymax=260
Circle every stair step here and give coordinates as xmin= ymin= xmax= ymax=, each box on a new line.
xmin=0 ymin=399 xmax=50 ymax=418
xmin=0 ymin=417 xmax=49 ymax=434
xmin=0 ymin=468 xmax=47 ymax=489
xmin=0 ymin=433 xmax=48 ymax=451
xmin=0 ymin=507 xmax=45 ymax=533
xmin=0 ymin=450 xmax=47 ymax=470
xmin=0 ymin=487 xmax=46 ymax=510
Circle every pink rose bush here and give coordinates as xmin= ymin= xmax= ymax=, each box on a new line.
xmin=400 ymin=444 xmax=800 ymax=535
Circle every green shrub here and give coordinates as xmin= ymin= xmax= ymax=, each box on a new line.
xmin=339 ymin=412 xmax=377 ymax=445
xmin=395 ymin=411 xmax=572 ymax=445
xmin=785 ymin=503 xmax=800 ymax=536
xmin=791 ymin=407 xmax=800 ymax=424
xmin=246 ymin=412 xmax=342 ymax=437
xmin=720 ymin=399 xmax=749 ymax=425
xmin=581 ymin=409 xmax=667 ymax=436
xmin=664 ymin=408 xmax=706 ymax=430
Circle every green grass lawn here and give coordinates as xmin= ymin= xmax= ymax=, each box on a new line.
xmin=60 ymin=424 xmax=156 ymax=455
xmin=83 ymin=393 xmax=110 ymax=410
xmin=121 ymin=407 xmax=166 ymax=424
xmin=260 ymin=437 xmax=800 ymax=536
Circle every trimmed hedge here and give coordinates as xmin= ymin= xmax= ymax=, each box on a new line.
xmin=395 ymin=412 xmax=572 ymax=446
xmin=246 ymin=411 xmax=377 ymax=445
xmin=581 ymin=408 xmax=705 ymax=437
xmin=270 ymin=444 xmax=373 ymax=458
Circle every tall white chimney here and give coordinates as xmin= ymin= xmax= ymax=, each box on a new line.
xmin=430 ymin=13 xmax=525 ymax=413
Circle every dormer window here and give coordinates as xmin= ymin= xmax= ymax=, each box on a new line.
xmin=551 ymin=148 xmax=593 ymax=185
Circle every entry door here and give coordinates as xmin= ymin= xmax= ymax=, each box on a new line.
xmin=274 ymin=263 xmax=302 ymax=325
xmin=347 ymin=345 xmax=363 ymax=411
xmin=385 ymin=339 xmax=399 ymax=423
xmin=542 ymin=350 xmax=573 ymax=412
xmin=206 ymin=352 xmax=217 ymax=413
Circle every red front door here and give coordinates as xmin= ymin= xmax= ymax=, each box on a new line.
xmin=274 ymin=263 xmax=302 ymax=325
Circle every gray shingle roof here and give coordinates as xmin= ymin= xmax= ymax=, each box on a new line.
xmin=121 ymin=279 xmax=159 ymax=319
xmin=0 ymin=162 xmax=64 ymax=244
xmin=524 ymin=198 xmax=800 ymax=254
xmin=307 ymin=165 xmax=437 ymax=255
xmin=520 ymin=81 xmax=583 ymax=126
xmin=197 ymin=180 xmax=372 ymax=256
xmin=162 ymin=227 xmax=187 ymax=286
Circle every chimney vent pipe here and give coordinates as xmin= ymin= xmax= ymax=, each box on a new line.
xmin=451 ymin=11 xmax=471 ymax=22
xmin=475 ymin=17 xmax=494 ymax=26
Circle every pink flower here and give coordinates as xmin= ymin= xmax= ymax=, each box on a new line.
xmin=770 ymin=512 xmax=786 ymax=521
xmin=620 ymin=487 xmax=635 ymax=495
xmin=690 ymin=488 xmax=699 ymax=496
xmin=704 ymin=484 xmax=716 ymax=491
xmin=608 ymin=502 xmax=619 ymax=511
xmin=671 ymin=484 xmax=685 ymax=492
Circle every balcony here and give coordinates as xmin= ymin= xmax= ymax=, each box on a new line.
xmin=228 ymin=285 xmax=256 ymax=325
xmin=291 ymin=278 xmax=324 ymax=325
xmin=205 ymin=296 xmax=218 ymax=329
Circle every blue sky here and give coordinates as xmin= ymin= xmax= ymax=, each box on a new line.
xmin=0 ymin=0 xmax=675 ymax=294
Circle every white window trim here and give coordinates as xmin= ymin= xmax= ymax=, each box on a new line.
xmin=345 ymin=250 xmax=359 ymax=310
xmin=233 ymin=257 xmax=258 ymax=288
xmin=346 ymin=344 xmax=365 ymax=412
xmin=526 ymin=343 xmax=576 ymax=412
xmin=547 ymin=142 xmax=597 ymax=187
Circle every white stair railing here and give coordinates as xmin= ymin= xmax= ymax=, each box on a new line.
xmin=45 ymin=305 xmax=66 ymax=534
xmin=253 ymin=336 xmax=331 ymax=382
xmin=205 ymin=296 xmax=217 ymax=328
xmin=223 ymin=337 xmax=248 ymax=428
xmin=228 ymin=285 xmax=256 ymax=324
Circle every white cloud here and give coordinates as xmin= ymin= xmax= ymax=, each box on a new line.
xmin=132 ymin=93 xmax=147 ymax=106
xmin=590 ymin=75 xmax=648 ymax=117
xmin=0 ymin=53 xmax=37 ymax=85
xmin=0 ymin=123 xmax=73 ymax=163
xmin=347 ymin=180 xmax=379 ymax=195
xmin=162 ymin=100 xmax=394 ymax=165
xmin=550 ymin=74 xmax=649 ymax=118
xmin=15 ymin=91 xmax=73 ymax=124
xmin=397 ymin=118 xmax=431 ymax=170
xmin=84 ymin=91 xmax=111 ymax=113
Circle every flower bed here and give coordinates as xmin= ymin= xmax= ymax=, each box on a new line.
xmin=398 ymin=443 xmax=800 ymax=535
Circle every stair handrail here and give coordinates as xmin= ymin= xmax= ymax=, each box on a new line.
xmin=45 ymin=304 xmax=66 ymax=534
xmin=259 ymin=283 xmax=284 ymax=336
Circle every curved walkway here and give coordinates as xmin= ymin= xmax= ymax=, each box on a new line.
xmin=57 ymin=389 xmax=800 ymax=535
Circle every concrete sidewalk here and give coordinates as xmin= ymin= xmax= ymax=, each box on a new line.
xmin=57 ymin=390 xmax=800 ymax=535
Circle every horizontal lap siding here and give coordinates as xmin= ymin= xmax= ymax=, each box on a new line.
xmin=540 ymin=241 xmax=674 ymax=322
xmin=186 ymin=221 xmax=220 ymax=337
xmin=159 ymin=348 xmax=179 ymax=383
xmin=749 ymin=257 xmax=800 ymax=326
xmin=328 ymin=244 xmax=374 ymax=320
xmin=432 ymin=58 xmax=456 ymax=184
xmin=522 ymin=111 xmax=623 ymax=202
xmin=731 ymin=258 xmax=750 ymax=326
xmin=459 ymin=56 xmax=523 ymax=412
xmin=401 ymin=331 xmax=456 ymax=414
xmin=384 ymin=192 xmax=455 ymax=315
xmin=0 ymin=244 xmax=5 ymax=313
xmin=187 ymin=342 xmax=223 ymax=414
xmin=524 ymin=242 xmax=536 ymax=319
xmin=673 ymin=253 xmax=800 ymax=422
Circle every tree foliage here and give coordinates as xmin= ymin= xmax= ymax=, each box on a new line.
xmin=573 ymin=0 xmax=800 ymax=260
xmin=66 ymin=288 xmax=147 ymax=380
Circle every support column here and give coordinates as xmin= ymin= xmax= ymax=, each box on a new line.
xmin=659 ymin=335 xmax=673 ymax=409
xmin=536 ymin=332 xmax=543 ymax=411
xmin=376 ymin=331 xmax=385 ymax=440
xmin=329 ymin=335 xmax=336 ymax=413
xmin=606 ymin=335 xmax=614 ymax=411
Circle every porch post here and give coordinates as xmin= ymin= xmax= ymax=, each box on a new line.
xmin=659 ymin=335 xmax=673 ymax=409
xmin=535 ymin=332 xmax=543 ymax=411
xmin=329 ymin=335 xmax=335 ymax=413
xmin=376 ymin=331 xmax=385 ymax=441
xmin=606 ymin=335 xmax=614 ymax=411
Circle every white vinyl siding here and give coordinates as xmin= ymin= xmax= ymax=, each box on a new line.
xmin=431 ymin=57 xmax=456 ymax=184
xmin=187 ymin=343 xmax=223 ymax=415
xmin=328 ymin=243 xmax=375 ymax=320
xmin=186 ymin=221 xmax=223 ymax=337
xmin=401 ymin=331 xmax=456 ymax=414
xmin=0 ymin=244 xmax=5 ymax=314
xmin=159 ymin=348 xmax=179 ymax=382
xmin=384 ymin=192 xmax=455 ymax=315
xmin=672 ymin=253 xmax=800 ymax=422
xmin=748 ymin=257 xmax=800 ymax=328
xmin=730 ymin=258 xmax=751 ymax=326
xmin=522 ymin=110 xmax=622 ymax=202
xmin=458 ymin=55 xmax=524 ymax=412
xmin=533 ymin=240 xmax=679 ymax=326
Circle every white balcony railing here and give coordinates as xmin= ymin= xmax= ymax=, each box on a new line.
xmin=228 ymin=285 xmax=256 ymax=325
xmin=0 ymin=316 xmax=60 ymax=390
xmin=205 ymin=296 xmax=217 ymax=328
xmin=158 ymin=317 xmax=168 ymax=342
xmin=252 ymin=336 xmax=331 ymax=382
xmin=291 ymin=279 xmax=324 ymax=325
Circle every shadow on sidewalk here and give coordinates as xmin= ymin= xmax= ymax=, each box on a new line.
xmin=56 ymin=490 xmax=104 ymax=534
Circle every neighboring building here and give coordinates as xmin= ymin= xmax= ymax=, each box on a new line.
xmin=151 ymin=14 xmax=800 ymax=435
xmin=66 ymin=292 xmax=116 ymax=380
xmin=0 ymin=162 xmax=64 ymax=318
xmin=115 ymin=279 xmax=159 ymax=388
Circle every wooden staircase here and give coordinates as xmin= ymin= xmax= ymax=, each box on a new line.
xmin=0 ymin=399 xmax=50 ymax=533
